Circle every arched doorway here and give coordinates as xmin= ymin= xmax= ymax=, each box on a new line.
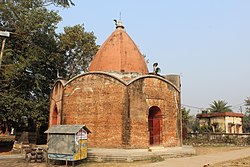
xmin=52 ymin=106 xmax=58 ymax=125
xmin=148 ymin=106 xmax=162 ymax=145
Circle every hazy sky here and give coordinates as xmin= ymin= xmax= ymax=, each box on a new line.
xmin=51 ymin=0 xmax=250 ymax=115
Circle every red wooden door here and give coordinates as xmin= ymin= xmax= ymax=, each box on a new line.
xmin=148 ymin=106 xmax=162 ymax=145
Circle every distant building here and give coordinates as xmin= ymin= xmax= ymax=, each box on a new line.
xmin=196 ymin=112 xmax=244 ymax=133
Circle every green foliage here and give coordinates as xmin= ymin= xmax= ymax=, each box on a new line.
xmin=0 ymin=0 xmax=98 ymax=136
xmin=243 ymin=116 xmax=250 ymax=133
xmin=1 ymin=0 xmax=75 ymax=8
xmin=214 ymin=125 xmax=224 ymax=133
xmin=0 ymin=0 xmax=64 ymax=133
xmin=199 ymin=125 xmax=212 ymax=133
xmin=245 ymin=97 xmax=250 ymax=113
xmin=59 ymin=24 xmax=99 ymax=78
xmin=182 ymin=107 xmax=199 ymax=133
xmin=247 ymin=136 xmax=250 ymax=145
xmin=150 ymin=156 xmax=165 ymax=162
xmin=45 ymin=0 xmax=75 ymax=7
xmin=243 ymin=97 xmax=250 ymax=133
xmin=208 ymin=100 xmax=232 ymax=113
xmin=191 ymin=117 xmax=200 ymax=132
xmin=182 ymin=107 xmax=191 ymax=124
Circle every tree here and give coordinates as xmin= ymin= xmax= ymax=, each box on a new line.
xmin=245 ymin=97 xmax=250 ymax=106
xmin=243 ymin=97 xmax=250 ymax=133
xmin=46 ymin=0 xmax=75 ymax=7
xmin=58 ymin=24 xmax=99 ymax=78
xmin=208 ymin=100 xmax=232 ymax=113
xmin=0 ymin=0 xmax=65 ymax=137
xmin=199 ymin=124 xmax=212 ymax=133
xmin=1 ymin=0 xmax=75 ymax=7
xmin=0 ymin=1 xmax=98 ymax=141
xmin=182 ymin=107 xmax=192 ymax=139
xmin=182 ymin=107 xmax=191 ymax=124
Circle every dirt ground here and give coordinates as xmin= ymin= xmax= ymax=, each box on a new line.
xmin=210 ymin=156 xmax=250 ymax=167
xmin=194 ymin=145 xmax=244 ymax=155
xmin=195 ymin=146 xmax=250 ymax=167
xmin=0 ymin=146 xmax=250 ymax=167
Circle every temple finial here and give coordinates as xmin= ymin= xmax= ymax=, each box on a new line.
xmin=114 ymin=13 xmax=124 ymax=29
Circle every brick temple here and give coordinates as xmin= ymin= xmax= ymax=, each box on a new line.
xmin=49 ymin=20 xmax=182 ymax=148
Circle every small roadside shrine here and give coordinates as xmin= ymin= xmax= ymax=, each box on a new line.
xmin=44 ymin=125 xmax=91 ymax=164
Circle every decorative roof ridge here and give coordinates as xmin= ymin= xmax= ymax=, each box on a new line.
xmin=61 ymin=72 xmax=180 ymax=92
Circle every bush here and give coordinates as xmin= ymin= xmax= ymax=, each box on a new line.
xmin=199 ymin=125 xmax=212 ymax=133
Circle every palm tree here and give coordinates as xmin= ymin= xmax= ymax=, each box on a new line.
xmin=209 ymin=100 xmax=232 ymax=113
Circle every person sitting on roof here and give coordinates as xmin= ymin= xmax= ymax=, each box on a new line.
xmin=153 ymin=63 xmax=161 ymax=75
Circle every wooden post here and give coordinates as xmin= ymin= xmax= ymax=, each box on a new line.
xmin=0 ymin=38 xmax=6 ymax=68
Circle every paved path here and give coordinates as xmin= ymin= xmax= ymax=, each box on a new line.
xmin=141 ymin=147 xmax=250 ymax=167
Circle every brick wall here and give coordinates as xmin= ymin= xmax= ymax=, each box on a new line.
xmin=129 ymin=77 xmax=181 ymax=147
xmin=53 ymin=73 xmax=181 ymax=148
xmin=62 ymin=73 xmax=126 ymax=148
xmin=185 ymin=132 xmax=250 ymax=145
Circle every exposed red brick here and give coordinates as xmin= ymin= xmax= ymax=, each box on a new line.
xmin=49 ymin=25 xmax=182 ymax=148
xmin=88 ymin=27 xmax=148 ymax=74
xmin=49 ymin=73 xmax=182 ymax=148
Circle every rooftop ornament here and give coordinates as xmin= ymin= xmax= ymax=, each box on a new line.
xmin=114 ymin=19 xmax=124 ymax=29
xmin=153 ymin=62 xmax=161 ymax=75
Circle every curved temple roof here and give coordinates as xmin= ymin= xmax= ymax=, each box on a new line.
xmin=89 ymin=21 xmax=149 ymax=74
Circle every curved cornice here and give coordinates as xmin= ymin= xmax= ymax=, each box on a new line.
xmin=62 ymin=72 xmax=180 ymax=92
xmin=50 ymin=79 xmax=65 ymax=101
xmin=51 ymin=79 xmax=66 ymax=89
xmin=63 ymin=72 xmax=127 ymax=86
xmin=127 ymin=75 xmax=180 ymax=92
